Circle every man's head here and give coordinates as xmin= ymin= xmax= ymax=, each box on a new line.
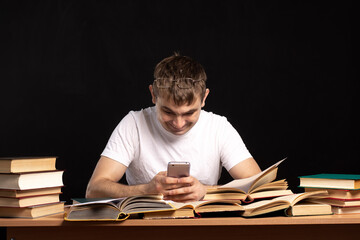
xmin=149 ymin=53 xmax=209 ymax=135
xmin=151 ymin=53 xmax=207 ymax=105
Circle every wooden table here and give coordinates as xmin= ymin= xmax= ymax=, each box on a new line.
xmin=1 ymin=213 xmax=360 ymax=240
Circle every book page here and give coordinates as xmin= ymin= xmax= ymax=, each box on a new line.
xmin=219 ymin=158 xmax=285 ymax=193
xmin=166 ymin=199 xmax=242 ymax=210
xmin=263 ymin=190 xmax=328 ymax=207
xmin=71 ymin=198 xmax=125 ymax=208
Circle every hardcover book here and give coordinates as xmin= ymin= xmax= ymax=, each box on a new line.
xmin=304 ymin=188 xmax=360 ymax=201
xmin=205 ymin=159 xmax=292 ymax=202
xmin=0 ymin=170 xmax=64 ymax=190
xmin=0 ymin=156 xmax=57 ymax=173
xmin=299 ymin=174 xmax=360 ymax=190
xmin=144 ymin=199 xmax=244 ymax=219
xmin=0 ymin=194 xmax=60 ymax=207
xmin=0 ymin=202 xmax=64 ymax=218
xmin=0 ymin=187 xmax=63 ymax=198
xmin=241 ymin=191 xmax=330 ymax=217
xmin=65 ymin=195 xmax=175 ymax=221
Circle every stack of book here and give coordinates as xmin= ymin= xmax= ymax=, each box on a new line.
xmin=200 ymin=159 xmax=331 ymax=217
xmin=299 ymin=173 xmax=360 ymax=214
xmin=0 ymin=156 xmax=65 ymax=218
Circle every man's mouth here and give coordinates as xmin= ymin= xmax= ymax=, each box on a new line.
xmin=167 ymin=123 xmax=187 ymax=133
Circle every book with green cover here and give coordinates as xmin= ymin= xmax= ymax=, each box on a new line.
xmin=299 ymin=174 xmax=360 ymax=190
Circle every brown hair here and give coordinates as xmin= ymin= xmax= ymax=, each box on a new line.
xmin=152 ymin=53 xmax=207 ymax=105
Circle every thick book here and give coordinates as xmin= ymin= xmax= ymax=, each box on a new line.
xmin=332 ymin=206 xmax=360 ymax=215
xmin=0 ymin=187 xmax=63 ymax=198
xmin=285 ymin=201 xmax=332 ymax=217
xmin=0 ymin=202 xmax=64 ymax=218
xmin=205 ymin=159 xmax=292 ymax=202
xmin=65 ymin=195 xmax=176 ymax=221
xmin=144 ymin=199 xmax=243 ymax=219
xmin=0 ymin=193 xmax=60 ymax=207
xmin=310 ymin=198 xmax=360 ymax=207
xmin=299 ymin=174 xmax=360 ymax=190
xmin=304 ymin=187 xmax=360 ymax=201
xmin=240 ymin=191 xmax=329 ymax=217
xmin=144 ymin=206 xmax=195 ymax=219
xmin=0 ymin=156 xmax=57 ymax=173
xmin=0 ymin=170 xmax=64 ymax=190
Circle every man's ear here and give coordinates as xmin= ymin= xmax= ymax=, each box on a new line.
xmin=201 ymin=89 xmax=210 ymax=107
xmin=149 ymin=85 xmax=157 ymax=104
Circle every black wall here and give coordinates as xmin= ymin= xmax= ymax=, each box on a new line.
xmin=1 ymin=1 xmax=357 ymax=203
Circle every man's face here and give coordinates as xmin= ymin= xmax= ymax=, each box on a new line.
xmin=154 ymin=96 xmax=204 ymax=135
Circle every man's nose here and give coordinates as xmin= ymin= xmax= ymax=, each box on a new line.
xmin=173 ymin=116 xmax=186 ymax=128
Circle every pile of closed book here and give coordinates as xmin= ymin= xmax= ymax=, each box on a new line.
xmin=0 ymin=156 xmax=64 ymax=218
xmin=299 ymin=173 xmax=360 ymax=215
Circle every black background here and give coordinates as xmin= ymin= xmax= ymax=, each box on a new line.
xmin=1 ymin=1 xmax=358 ymax=203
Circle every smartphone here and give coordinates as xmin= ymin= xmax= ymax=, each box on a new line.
xmin=167 ymin=162 xmax=190 ymax=178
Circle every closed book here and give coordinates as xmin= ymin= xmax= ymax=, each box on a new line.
xmin=299 ymin=174 xmax=360 ymax=190
xmin=304 ymin=188 xmax=360 ymax=201
xmin=310 ymin=198 xmax=360 ymax=207
xmin=0 ymin=170 xmax=64 ymax=190
xmin=0 ymin=193 xmax=60 ymax=207
xmin=0 ymin=202 xmax=64 ymax=218
xmin=332 ymin=206 xmax=360 ymax=215
xmin=285 ymin=201 xmax=332 ymax=216
xmin=0 ymin=187 xmax=63 ymax=198
xmin=0 ymin=156 xmax=57 ymax=173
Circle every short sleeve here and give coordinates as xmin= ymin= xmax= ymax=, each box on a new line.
xmin=219 ymin=120 xmax=252 ymax=171
xmin=101 ymin=112 xmax=139 ymax=167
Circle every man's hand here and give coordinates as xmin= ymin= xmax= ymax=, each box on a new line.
xmin=162 ymin=176 xmax=207 ymax=202
xmin=146 ymin=172 xmax=207 ymax=202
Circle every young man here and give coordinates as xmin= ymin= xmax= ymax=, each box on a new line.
xmin=86 ymin=53 xmax=261 ymax=202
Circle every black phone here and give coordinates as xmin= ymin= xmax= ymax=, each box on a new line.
xmin=167 ymin=162 xmax=190 ymax=178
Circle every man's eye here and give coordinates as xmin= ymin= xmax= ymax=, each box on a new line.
xmin=163 ymin=111 xmax=174 ymax=115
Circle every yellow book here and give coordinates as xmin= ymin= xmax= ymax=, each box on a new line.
xmin=0 ymin=187 xmax=63 ymax=198
xmin=0 ymin=193 xmax=60 ymax=207
xmin=285 ymin=201 xmax=332 ymax=217
xmin=241 ymin=191 xmax=330 ymax=217
xmin=0 ymin=202 xmax=64 ymax=218
xmin=65 ymin=195 xmax=175 ymax=221
xmin=305 ymin=187 xmax=360 ymax=200
xmin=205 ymin=159 xmax=292 ymax=202
xmin=0 ymin=170 xmax=64 ymax=190
xmin=144 ymin=199 xmax=243 ymax=219
xmin=0 ymin=156 xmax=57 ymax=173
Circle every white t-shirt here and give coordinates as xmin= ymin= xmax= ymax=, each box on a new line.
xmin=101 ymin=106 xmax=252 ymax=185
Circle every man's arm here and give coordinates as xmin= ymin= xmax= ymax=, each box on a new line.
xmin=86 ymin=156 xmax=187 ymax=198
xmin=86 ymin=156 xmax=261 ymax=200
xmin=86 ymin=156 xmax=144 ymax=198
xmin=228 ymin=157 xmax=261 ymax=179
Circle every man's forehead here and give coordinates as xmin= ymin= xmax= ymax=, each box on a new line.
xmin=158 ymin=97 xmax=202 ymax=113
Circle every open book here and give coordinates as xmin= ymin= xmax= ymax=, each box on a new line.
xmin=64 ymin=195 xmax=174 ymax=221
xmin=241 ymin=190 xmax=330 ymax=217
xmin=144 ymin=199 xmax=243 ymax=219
xmin=205 ymin=159 xmax=293 ymax=202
